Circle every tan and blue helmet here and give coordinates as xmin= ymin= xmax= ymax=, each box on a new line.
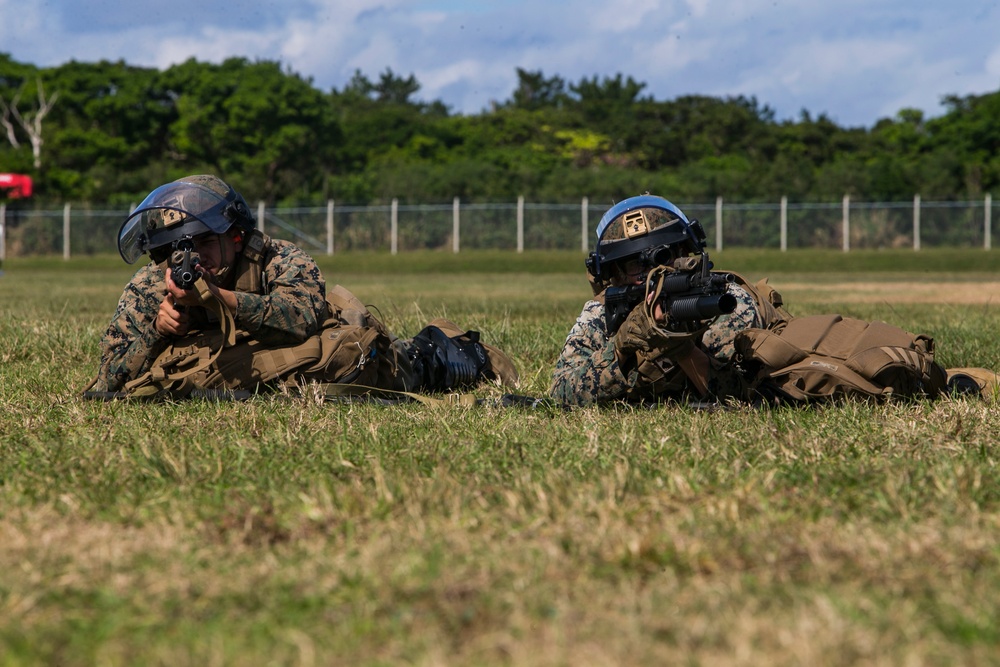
xmin=586 ymin=194 xmax=707 ymax=282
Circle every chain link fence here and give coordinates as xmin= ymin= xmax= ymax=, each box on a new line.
xmin=0 ymin=195 xmax=995 ymax=260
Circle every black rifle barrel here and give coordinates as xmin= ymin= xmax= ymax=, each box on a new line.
xmin=668 ymin=292 xmax=737 ymax=321
xmin=657 ymin=270 xmax=733 ymax=293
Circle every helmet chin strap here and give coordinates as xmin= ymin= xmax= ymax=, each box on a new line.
xmin=206 ymin=231 xmax=242 ymax=285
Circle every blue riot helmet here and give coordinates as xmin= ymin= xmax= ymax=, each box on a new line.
xmin=585 ymin=195 xmax=708 ymax=285
xmin=117 ymin=175 xmax=256 ymax=264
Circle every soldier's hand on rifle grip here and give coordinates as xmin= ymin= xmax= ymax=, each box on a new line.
xmin=614 ymin=300 xmax=699 ymax=365
xmin=165 ymin=266 xmax=209 ymax=308
xmin=155 ymin=273 xmax=191 ymax=337
xmin=648 ymin=291 xmax=669 ymax=325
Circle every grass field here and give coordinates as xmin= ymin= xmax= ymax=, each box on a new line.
xmin=2 ymin=248 xmax=1000 ymax=666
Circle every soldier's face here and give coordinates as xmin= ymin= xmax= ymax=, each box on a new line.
xmin=612 ymin=259 xmax=646 ymax=286
xmin=192 ymin=233 xmax=242 ymax=276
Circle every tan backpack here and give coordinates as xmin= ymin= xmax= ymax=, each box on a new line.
xmin=734 ymin=314 xmax=947 ymax=403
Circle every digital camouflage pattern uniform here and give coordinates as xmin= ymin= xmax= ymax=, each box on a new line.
xmin=550 ymin=281 xmax=764 ymax=406
xmin=93 ymin=238 xmax=328 ymax=392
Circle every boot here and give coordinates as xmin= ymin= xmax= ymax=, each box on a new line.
xmin=426 ymin=318 xmax=519 ymax=388
xmin=408 ymin=320 xmax=519 ymax=391
xmin=945 ymin=367 xmax=1000 ymax=398
xmin=409 ymin=325 xmax=487 ymax=390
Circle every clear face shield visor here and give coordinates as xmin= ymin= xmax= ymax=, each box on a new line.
xmin=117 ymin=181 xmax=237 ymax=264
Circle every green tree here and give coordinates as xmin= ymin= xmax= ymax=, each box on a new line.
xmin=157 ymin=58 xmax=338 ymax=202
xmin=2 ymin=52 xmax=999 ymax=208
xmin=570 ymin=74 xmax=647 ymax=112
xmin=507 ymin=68 xmax=568 ymax=111
xmin=0 ymin=55 xmax=60 ymax=178
xmin=328 ymin=69 xmax=450 ymax=201
xmin=373 ymin=68 xmax=421 ymax=104
xmin=924 ymin=91 xmax=1000 ymax=195
xmin=0 ymin=53 xmax=39 ymax=166
xmin=39 ymin=59 xmax=173 ymax=201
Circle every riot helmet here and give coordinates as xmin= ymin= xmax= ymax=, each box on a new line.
xmin=117 ymin=175 xmax=256 ymax=264
xmin=585 ymin=195 xmax=708 ymax=285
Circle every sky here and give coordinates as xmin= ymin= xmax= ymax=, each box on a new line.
xmin=2 ymin=0 xmax=999 ymax=128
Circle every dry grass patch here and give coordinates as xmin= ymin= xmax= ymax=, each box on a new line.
xmin=778 ymin=280 xmax=1000 ymax=305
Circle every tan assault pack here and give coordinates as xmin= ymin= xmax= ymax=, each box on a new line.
xmin=734 ymin=314 xmax=948 ymax=403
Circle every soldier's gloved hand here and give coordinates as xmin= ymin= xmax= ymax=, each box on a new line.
xmin=614 ymin=301 xmax=701 ymax=367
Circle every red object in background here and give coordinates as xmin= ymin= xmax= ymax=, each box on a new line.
xmin=0 ymin=173 xmax=33 ymax=198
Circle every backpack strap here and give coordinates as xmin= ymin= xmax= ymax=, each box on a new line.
xmin=313 ymin=382 xmax=480 ymax=407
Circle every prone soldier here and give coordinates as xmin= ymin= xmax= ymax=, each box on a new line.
xmin=86 ymin=175 xmax=517 ymax=399
xmin=550 ymin=194 xmax=789 ymax=406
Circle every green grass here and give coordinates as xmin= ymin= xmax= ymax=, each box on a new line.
xmin=2 ymin=248 xmax=1000 ymax=666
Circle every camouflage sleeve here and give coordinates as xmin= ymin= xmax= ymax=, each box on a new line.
xmin=700 ymin=283 xmax=762 ymax=361
xmin=92 ymin=263 xmax=170 ymax=392
xmin=232 ymin=239 xmax=328 ymax=345
xmin=549 ymin=300 xmax=634 ymax=406
xmin=701 ymin=283 xmax=761 ymax=398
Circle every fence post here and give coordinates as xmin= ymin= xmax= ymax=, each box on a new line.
xmin=715 ymin=197 xmax=723 ymax=252
xmin=326 ymin=199 xmax=334 ymax=255
xmin=517 ymin=195 xmax=524 ymax=253
xmin=257 ymin=201 xmax=265 ymax=233
xmin=780 ymin=196 xmax=787 ymax=251
xmin=452 ymin=197 xmax=460 ymax=253
xmin=581 ymin=197 xmax=589 ymax=252
xmin=986 ymin=193 xmax=993 ymax=250
xmin=842 ymin=195 xmax=850 ymax=252
xmin=913 ymin=194 xmax=921 ymax=251
xmin=0 ymin=203 xmax=5 ymax=263
xmin=63 ymin=203 xmax=71 ymax=260
xmin=391 ymin=198 xmax=398 ymax=255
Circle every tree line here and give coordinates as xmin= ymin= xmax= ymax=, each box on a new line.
xmin=0 ymin=53 xmax=998 ymax=207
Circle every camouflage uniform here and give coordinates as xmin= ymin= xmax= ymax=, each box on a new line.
xmin=550 ymin=282 xmax=763 ymax=406
xmin=93 ymin=238 xmax=329 ymax=392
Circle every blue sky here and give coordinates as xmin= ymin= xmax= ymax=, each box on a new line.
xmin=2 ymin=0 xmax=999 ymax=128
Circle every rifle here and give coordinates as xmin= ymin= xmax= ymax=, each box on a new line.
xmin=604 ymin=254 xmax=737 ymax=335
xmin=169 ymin=236 xmax=201 ymax=291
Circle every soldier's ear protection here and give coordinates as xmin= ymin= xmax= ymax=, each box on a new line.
xmin=223 ymin=198 xmax=255 ymax=234
xmin=585 ymin=251 xmax=603 ymax=281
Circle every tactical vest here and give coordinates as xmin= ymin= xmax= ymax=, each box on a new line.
xmin=734 ymin=313 xmax=948 ymax=403
xmin=232 ymin=229 xmax=268 ymax=293
xmin=729 ymin=273 xmax=792 ymax=331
